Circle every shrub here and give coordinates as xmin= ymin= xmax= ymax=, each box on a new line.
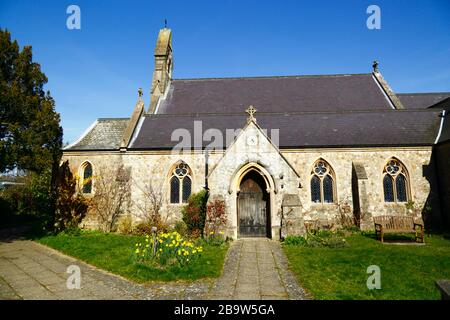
xmin=132 ymin=231 xmax=203 ymax=267
xmin=283 ymin=230 xmax=348 ymax=248
xmin=204 ymin=199 xmax=227 ymax=236
xmin=181 ymin=190 xmax=208 ymax=237
xmin=54 ymin=161 xmax=89 ymax=232
xmin=117 ymin=215 xmax=133 ymax=235
xmin=173 ymin=220 xmax=188 ymax=237
xmin=133 ymin=219 xmax=169 ymax=236
xmin=283 ymin=235 xmax=308 ymax=246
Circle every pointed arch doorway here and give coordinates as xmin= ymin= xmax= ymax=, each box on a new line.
xmin=237 ymin=170 xmax=271 ymax=238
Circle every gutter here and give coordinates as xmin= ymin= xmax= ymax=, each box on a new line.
xmin=434 ymin=110 xmax=446 ymax=144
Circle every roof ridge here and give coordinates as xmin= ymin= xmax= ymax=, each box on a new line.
xmin=97 ymin=117 xmax=130 ymax=121
xmin=173 ymin=73 xmax=372 ymax=82
xmin=145 ymin=109 xmax=440 ymax=117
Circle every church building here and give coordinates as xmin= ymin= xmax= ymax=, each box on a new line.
xmin=63 ymin=28 xmax=449 ymax=239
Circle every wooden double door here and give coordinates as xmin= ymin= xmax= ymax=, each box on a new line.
xmin=238 ymin=171 xmax=270 ymax=238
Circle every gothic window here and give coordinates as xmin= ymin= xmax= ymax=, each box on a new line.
xmin=169 ymin=162 xmax=192 ymax=204
xmin=383 ymin=158 xmax=410 ymax=203
xmin=310 ymin=160 xmax=336 ymax=204
xmin=81 ymin=162 xmax=93 ymax=194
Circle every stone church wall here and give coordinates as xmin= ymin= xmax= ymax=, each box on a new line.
xmin=62 ymin=145 xmax=439 ymax=236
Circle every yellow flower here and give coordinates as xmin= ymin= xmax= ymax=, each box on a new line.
xmin=219 ymin=231 xmax=224 ymax=235
xmin=159 ymin=239 xmax=163 ymax=243
xmin=135 ymin=249 xmax=140 ymax=254
xmin=193 ymin=250 xmax=197 ymax=254
xmin=177 ymin=250 xmax=181 ymax=255
xmin=210 ymin=231 xmax=214 ymax=235
xmin=159 ymin=248 xmax=163 ymax=252
xmin=135 ymin=243 xmax=138 ymax=247
xmin=146 ymin=244 xmax=149 ymax=248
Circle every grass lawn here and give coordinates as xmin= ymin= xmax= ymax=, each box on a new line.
xmin=37 ymin=231 xmax=229 ymax=283
xmin=283 ymin=232 xmax=450 ymax=300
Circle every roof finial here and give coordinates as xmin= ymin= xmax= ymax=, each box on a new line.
xmin=164 ymin=19 xmax=167 ymax=28
xmin=246 ymin=105 xmax=257 ymax=124
xmin=373 ymin=60 xmax=379 ymax=73
xmin=138 ymin=88 xmax=143 ymax=101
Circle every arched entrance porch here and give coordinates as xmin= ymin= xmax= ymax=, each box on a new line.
xmin=232 ymin=163 xmax=276 ymax=238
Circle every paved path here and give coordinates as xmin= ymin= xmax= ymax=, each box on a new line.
xmin=0 ymin=239 xmax=212 ymax=300
xmin=0 ymin=237 xmax=308 ymax=300
xmin=210 ymin=238 xmax=308 ymax=300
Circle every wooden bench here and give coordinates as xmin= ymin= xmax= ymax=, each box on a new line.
xmin=373 ymin=215 xmax=424 ymax=243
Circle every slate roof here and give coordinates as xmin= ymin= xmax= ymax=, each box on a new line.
xmin=156 ymin=74 xmax=394 ymax=114
xmin=65 ymin=118 xmax=129 ymax=150
xmin=66 ymin=74 xmax=447 ymax=151
xmin=130 ymin=110 xmax=441 ymax=149
xmin=397 ymin=93 xmax=450 ymax=109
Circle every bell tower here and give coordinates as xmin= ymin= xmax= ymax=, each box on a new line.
xmin=149 ymin=27 xmax=173 ymax=113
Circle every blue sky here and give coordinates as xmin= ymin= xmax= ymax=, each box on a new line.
xmin=1 ymin=0 xmax=449 ymax=143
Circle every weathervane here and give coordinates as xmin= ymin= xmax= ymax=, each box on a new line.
xmin=246 ymin=105 xmax=257 ymax=124
xmin=138 ymin=88 xmax=143 ymax=101
xmin=164 ymin=19 xmax=167 ymax=28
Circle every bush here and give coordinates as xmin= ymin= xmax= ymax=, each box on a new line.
xmin=117 ymin=215 xmax=133 ymax=235
xmin=173 ymin=220 xmax=188 ymax=237
xmin=204 ymin=199 xmax=227 ymax=236
xmin=54 ymin=161 xmax=89 ymax=232
xmin=284 ymin=230 xmax=348 ymax=248
xmin=181 ymin=190 xmax=208 ymax=237
xmin=0 ymin=170 xmax=53 ymax=230
xmin=133 ymin=219 xmax=169 ymax=236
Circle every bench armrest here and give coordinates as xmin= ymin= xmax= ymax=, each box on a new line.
xmin=374 ymin=223 xmax=383 ymax=230
xmin=414 ymin=223 xmax=424 ymax=230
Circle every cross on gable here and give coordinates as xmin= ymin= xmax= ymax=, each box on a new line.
xmin=246 ymin=105 xmax=257 ymax=123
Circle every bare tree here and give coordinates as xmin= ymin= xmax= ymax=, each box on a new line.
xmin=133 ymin=176 xmax=166 ymax=227
xmin=90 ymin=164 xmax=131 ymax=232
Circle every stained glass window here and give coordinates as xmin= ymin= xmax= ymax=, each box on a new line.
xmin=383 ymin=175 xmax=394 ymax=202
xmin=182 ymin=176 xmax=192 ymax=203
xmin=323 ymin=175 xmax=334 ymax=203
xmin=311 ymin=160 xmax=335 ymax=204
xmin=170 ymin=176 xmax=180 ymax=204
xmin=311 ymin=175 xmax=321 ymax=203
xmin=170 ymin=162 xmax=192 ymax=204
xmin=383 ymin=159 xmax=409 ymax=203
xmin=396 ymin=174 xmax=407 ymax=202
xmin=82 ymin=163 xmax=93 ymax=194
